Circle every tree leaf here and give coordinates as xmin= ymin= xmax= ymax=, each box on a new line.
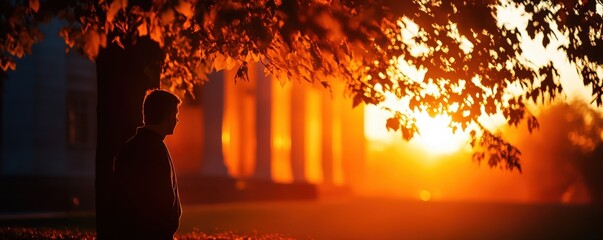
xmin=137 ymin=22 xmax=148 ymax=36
xmin=107 ymin=0 xmax=128 ymax=22
xmin=386 ymin=117 xmax=400 ymax=131
xmin=29 ymin=0 xmax=39 ymax=13
xmin=214 ymin=53 xmax=226 ymax=71
xmin=175 ymin=0 xmax=194 ymax=19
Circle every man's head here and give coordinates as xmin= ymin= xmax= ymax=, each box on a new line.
xmin=143 ymin=89 xmax=181 ymax=136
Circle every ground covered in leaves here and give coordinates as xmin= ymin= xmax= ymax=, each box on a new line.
xmin=0 ymin=227 xmax=294 ymax=240
xmin=2 ymin=199 xmax=602 ymax=239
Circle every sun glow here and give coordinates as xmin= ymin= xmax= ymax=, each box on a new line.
xmin=362 ymin=18 xmax=472 ymax=160
xmin=412 ymin=112 xmax=470 ymax=156
xmin=365 ymin=105 xmax=469 ymax=157
xmin=365 ymin=91 xmax=470 ymax=158
xmin=419 ymin=190 xmax=432 ymax=202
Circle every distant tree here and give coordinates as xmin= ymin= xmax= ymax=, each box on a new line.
xmin=512 ymin=102 xmax=603 ymax=203
xmin=1 ymin=0 xmax=602 ymax=236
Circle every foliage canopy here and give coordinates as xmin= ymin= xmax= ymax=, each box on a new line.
xmin=2 ymin=0 xmax=602 ymax=171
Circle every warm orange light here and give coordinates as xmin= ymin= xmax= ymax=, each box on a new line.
xmin=364 ymin=96 xmax=469 ymax=158
xmin=305 ymin=87 xmax=324 ymax=183
xmin=271 ymin=79 xmax=293 ymax=183
xmin=412 ymin=112 xmax=469 ymax=156
xmin=364 ymin=51 xmax=470 ymax=158
xmin=419 ymin=190 xmax=431 ymax=202
xmin=235 ymin=180 xmax=246 ymax=190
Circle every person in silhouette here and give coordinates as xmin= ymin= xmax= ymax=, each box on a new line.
xmin=111 ymin=89 xmax=182 ymax=239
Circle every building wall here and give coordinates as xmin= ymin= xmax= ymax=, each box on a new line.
xmin=1 ymin=19 xmax=96 ymax=176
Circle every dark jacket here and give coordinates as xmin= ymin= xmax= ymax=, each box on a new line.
xmin=111 ymin=127 xmax=181 ymax=239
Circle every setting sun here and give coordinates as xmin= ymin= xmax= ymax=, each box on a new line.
xmin=365 ymin=101 xmax=469 ymax=157
xmin=419 ymin=190 xmax=432 ymax=202
xmin=412 ymin=113 xmax=469 ymax=156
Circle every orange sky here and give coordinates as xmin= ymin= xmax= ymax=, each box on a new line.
xmin=360 ymin=5 xmax=600 ymax=204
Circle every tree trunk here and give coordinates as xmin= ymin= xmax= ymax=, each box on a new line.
xmin=95 ymin=36 xmax=163 ymax=239
xmin=0 ymin=71 xmax=4 ymax=174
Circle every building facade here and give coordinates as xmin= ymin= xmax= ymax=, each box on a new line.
xmin=2 ymin=19 xmax=97 ymax=177
xmin=1 ymin=20 xmax=366 ymax=202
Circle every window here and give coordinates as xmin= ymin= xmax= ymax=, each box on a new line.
xmin=66 ymin=91 xmax=89 ymax=145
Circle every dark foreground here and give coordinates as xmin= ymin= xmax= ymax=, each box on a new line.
xmin=1 ymin=198 xmax=602 ymax=239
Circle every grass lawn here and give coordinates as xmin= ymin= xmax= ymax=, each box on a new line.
xmin=1 ymin=198 xmax=602 ymax=239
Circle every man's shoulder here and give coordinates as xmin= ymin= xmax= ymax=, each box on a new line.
xmin=128 ymin=132 xmax=165 ymax=147
xmin=119 ymin=133 xmax=167 ymax=157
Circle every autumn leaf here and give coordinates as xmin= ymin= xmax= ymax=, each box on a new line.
xmin=83 ymin=29 xmax=101 ymax=59
xmin=0 ymin=58 xmax=17 ymax=71
xmin=235 ymin=62 xmax=249 ymax=82
xmin=401 ymin=126 xmax=415 ymax=141
xmin=137 ymin=22 xmax=148 ymax=36
xmin=224 ymin=56 xmax=237 ymax=71
xmin=107 ymin=0 xmax=128 ymax=23
xmin=150 ymin=20 xmax=164 ymax=46
xmin=160 ymin=8 xmax=175 ymax=26
xmin=527 ymin=114 xmax=540 ymax=133
xmin=175 ymin=0 xmax=194 ymax=19
xmin=386 ymin=116 xmax=400 ymax=131
xmin=352 ymin=94 xmax=363 ymax=108
xmin=29 ymin=0 xmax=39 ymax=13
xmin=214 ymin=53 xmax=227 ymax=71
xmin=112 ymin=36 xmax=125 ymax=49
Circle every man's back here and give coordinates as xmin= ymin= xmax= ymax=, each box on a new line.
xmin=112 ymin=127 xmax=181 ymax=239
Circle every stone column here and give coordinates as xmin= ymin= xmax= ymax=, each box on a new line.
xmin=201 ymin=72 xmax=229 ymax=177
xmin=290 ymin=82 xmax=306 ymax=182
xmin=341 ymin=99 xmax=365 ymax=189
xmin=254 ymin=65 xmax=272 ymax=180
xmin=321 ymin=91 xmax=334 ymax=185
